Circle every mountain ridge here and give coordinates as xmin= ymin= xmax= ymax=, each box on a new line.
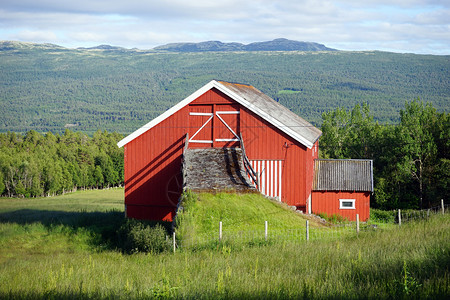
xmin=0 ymin=38 xmax=336 ymax=52
xmin=154 ymin=38 xmax=337 ymax=52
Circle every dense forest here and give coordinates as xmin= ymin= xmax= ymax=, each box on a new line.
xmin=320 ymin=100 xmax=449 ymax=209
xmin=1 ymin=41 xmax=449 ymax=135
xmin=0 ymin=129 xmax=123 ymax=197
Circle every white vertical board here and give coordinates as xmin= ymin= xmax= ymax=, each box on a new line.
xmin=250 ymin=160 xmax=283 ymax=201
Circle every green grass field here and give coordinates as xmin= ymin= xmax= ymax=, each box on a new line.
xmin=0 ymin=189 xmax=449 ymax=299
xmin=174 ymin=191 xmax=351 ymax=250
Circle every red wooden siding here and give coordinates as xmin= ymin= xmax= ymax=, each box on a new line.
xmin=311 ymin=191 xmax=370 ymax=221
xmin=124 ymin=106 xmax=188 ymax=221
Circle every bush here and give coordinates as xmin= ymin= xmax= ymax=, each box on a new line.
xmin=317 ymin=212 xmax=348 ymax=223
xmin=117 ymin=219 xmax=172 ymax=253
xmin=370 ymin=208 xmax=396 ymax=223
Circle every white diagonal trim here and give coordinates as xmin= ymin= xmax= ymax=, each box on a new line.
xmin=189 ymin=114 xmax=213 ymax=143
xmin=215 ymin=111 xmax=240 ymax=140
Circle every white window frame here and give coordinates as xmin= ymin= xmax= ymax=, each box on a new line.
xmin=339 ymin=199 xmax=356 ymax=210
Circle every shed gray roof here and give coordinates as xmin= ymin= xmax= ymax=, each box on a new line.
xmin=118 ymin=80 xmax=321 ymax=148
xmin=313 ymin=159 xmax=373 ymax=192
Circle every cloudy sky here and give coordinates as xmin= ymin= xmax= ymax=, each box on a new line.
xmin=1 ymin=0 xmax=449 ymax=54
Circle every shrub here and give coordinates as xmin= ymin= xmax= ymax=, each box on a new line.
xmin=317 ymin=212 xmax=348 ymax=223
xmin=117 ymin=219 xmax=172 ymax=253
xmin=370 ymin=208 xmax=396 ymax=223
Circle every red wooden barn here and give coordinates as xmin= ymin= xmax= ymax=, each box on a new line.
xmin=117 ymin=80 xmax=373 ymax=222
xmin=311 ymin=159 xmax=373 ymax=221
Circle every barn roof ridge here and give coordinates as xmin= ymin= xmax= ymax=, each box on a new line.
xmin=117 ymin=80 xmax=322 ymax=148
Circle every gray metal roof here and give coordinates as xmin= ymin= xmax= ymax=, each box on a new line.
xmin=313 ymin=159 xmax=374 ymax=192
xmin=218 ymin=81 xmax=322 ymax=147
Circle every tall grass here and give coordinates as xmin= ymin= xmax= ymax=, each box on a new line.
xmin=1 ymin=189 xmax=449 ymax=299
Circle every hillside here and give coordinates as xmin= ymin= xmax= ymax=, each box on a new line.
xmin=0 ymin=41 xmax=449 ymax=134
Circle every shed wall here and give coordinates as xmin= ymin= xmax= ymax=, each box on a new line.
xmin=311 ymin=191 xmax=370 ymax=221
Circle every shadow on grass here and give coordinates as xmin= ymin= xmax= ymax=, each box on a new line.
xmin=0 ymin=209 xmax=171 ymax=252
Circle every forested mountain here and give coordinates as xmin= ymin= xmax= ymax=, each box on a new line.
xmin=0 ymin=41 xmax=449 ymax=135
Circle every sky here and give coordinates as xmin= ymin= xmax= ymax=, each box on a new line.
xmin=1 ymin=0 xmax=449 ymax=54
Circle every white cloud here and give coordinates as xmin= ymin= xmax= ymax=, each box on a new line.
xmin=13 ymin=30 xmax=58 ymax=42
xmin=0 ymin=0 xmax=448 ymax=54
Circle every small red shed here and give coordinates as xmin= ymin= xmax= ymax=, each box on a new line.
xmin=311 ymin=159 xmax=373 ymax=221
xmin=117 ymin=80 xmax=322 ymax=221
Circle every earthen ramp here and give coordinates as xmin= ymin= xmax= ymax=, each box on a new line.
xmin=183 ymin=148 xmax=257 ymax=193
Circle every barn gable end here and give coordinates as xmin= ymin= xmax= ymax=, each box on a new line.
xmin=118 ymin=80 xmax=321 ymax=149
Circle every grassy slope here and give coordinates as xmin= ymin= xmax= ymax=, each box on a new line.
xmin=0 ymin=189 xmax=449 ymax=299
xmin=174 ymin=192 xmax=327 ymax=245
xmin=0 ymin=188 xmax=125 ymax=263
xmin=0 ymin=188 xmax=124 ymax=213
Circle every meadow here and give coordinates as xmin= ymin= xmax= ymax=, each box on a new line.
xmin=0 ymin=189 xmax=449 ymax=299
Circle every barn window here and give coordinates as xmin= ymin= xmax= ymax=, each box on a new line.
xmin=339 ymin=199 xmax=355 ymax=209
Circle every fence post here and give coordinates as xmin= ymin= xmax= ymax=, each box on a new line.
xmin=219 ymin=221 xmax=222 ymax=242
xmin=356 ymin=214 xmax=360 ymax=235
xmin=398 ymin=209 xmax=401 ymax=226
xmin=306 ymin=220 xmax=309 ymax=241
xmin=173 ymin=231 xmax=176 ymax=253
xmin=265 ymin=221 xmax=268 ymax=241
xmin=442 ymin=199 xmax=445 ymax=215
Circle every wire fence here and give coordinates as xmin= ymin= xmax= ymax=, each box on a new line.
xmin=172 ymin=200 xmax=447 ymax=252
xmin=176 ymin=224 xmax=380 ymax=252
xmin=397 ymin=200 xmax=449 ymax=224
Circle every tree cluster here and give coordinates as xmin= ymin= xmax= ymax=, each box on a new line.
xmin=0 ymin=129 xmax=124 ymax=197
xmin=320 ymin=100 xmax=449 ymax=209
